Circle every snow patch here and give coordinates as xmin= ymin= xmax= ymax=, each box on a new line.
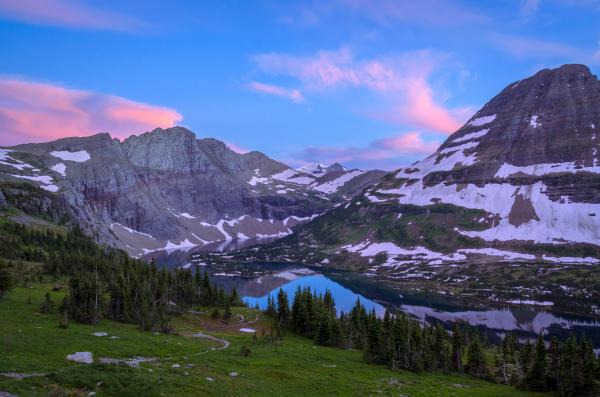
xmin=271 ymin=169 xmax=314 ymax=185
xmin=51 ymin=163 xmax=67 ymax=176
xmin=529 ymin=115 xmax=541 ymax=128
xmin=495 ymin=162 xmax=600 ymax=177
xmin=452 ymin=128 xmax=490 ymax=143
xmin=0 ymin=149 xmax=33 ymax=170
xmin=467 ymin=114 xmax=496 ymax=127
xmin=312 ymin=170 xmax=364 ymax=194
xmin=50 ymin=150 xmax=90 ymax=162
xmin=458 ymin=248 xmax=535 ymax=261
xmin=542 ymin=255 xmax=600 ymax=264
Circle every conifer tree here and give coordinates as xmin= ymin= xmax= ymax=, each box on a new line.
xmin=451 ymin=323 xmax=464 ymax=372
xmin=223 ymin=301 xmax=232 ymax=321
xmin=0 ymin=262 xmax=13 ymax=297
xmin=39 ymin=292 xmax=53 ymax=314
xmin=465 ymin=334 xmax=488 ymax=378
xmin=523 ymin=334 xmax=547 ymax=391
xmin=547 ymin=336 xmax=560 ymax=389
xmin=559 ymin=334 xmax=582 ymax=397
xmin=276 ymin=288 xmax=290 ymax=327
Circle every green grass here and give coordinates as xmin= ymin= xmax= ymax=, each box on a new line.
xmin=0 ymin=284 xmax=548 ymax=397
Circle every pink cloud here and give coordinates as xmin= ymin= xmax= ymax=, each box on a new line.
xmin=291 ymin=131 xmax=440 ymax=170
xmin=247 ymin=81 xmax=306 ymax=103
xmin=0 ymin=77 xmax=182 ymax=145
xmin=254 ymin=48 xmax=470 ymax=134
xmin=375 ymin=132 xmax=440 ymax=154
xmin=0 ymin=0 xmax=147 ymax=32
xmin=225 ymin=141 xmax=251 ymax=154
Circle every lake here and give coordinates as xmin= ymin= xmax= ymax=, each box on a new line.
xmin=147 ymin=248 xmax=600 ymax=350
xmin=197 ymin=261 xmax=600 ymax=349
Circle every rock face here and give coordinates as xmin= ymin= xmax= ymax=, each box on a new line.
xmin=0 ymin=128 xmax=383 ymax=256
xmin=272 ymin=64 xmax=600 ymax=266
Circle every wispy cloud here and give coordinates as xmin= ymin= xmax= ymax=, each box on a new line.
xmin=0 ymin=77 xmax=182 ymax=145
xmin=246 ymin=81 xmax=306 ymax=103
xmin=491 ymin=33 xmax=600 ymax=64
xmin=0 ymin=0 xmax=148 ymax=32
xmin=281 ymin=0 xmax=486 ymax=27
xmin=519 ymin=0 xmax=541 ymax=17
xmin=254 ymin=47 xmax=470 ymax=134
xmin=291 ymin=131 xmax=440 ymax=170
xmin=339 ymin=0 xmax=487 ymax=27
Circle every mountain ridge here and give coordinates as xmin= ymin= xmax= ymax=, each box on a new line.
xmin=0 ymin=127 xmax=384 ymax=256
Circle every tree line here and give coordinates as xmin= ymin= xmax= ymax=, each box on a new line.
xmin=267 ymin=286 xmax=600 ymax=397
xmin=0 ymin=221 xmax=242 ymax=332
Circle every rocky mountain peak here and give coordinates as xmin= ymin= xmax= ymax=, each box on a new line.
xmin=326 ymin=163 xmax=346 ymax=172
xmin=435 ymin=64 xmax=600 ymax=176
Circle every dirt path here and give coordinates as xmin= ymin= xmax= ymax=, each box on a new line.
xmin=190 ymin=332 xmax=230 ymax=350
xmin=180 ymin=312 xmax=262 ymax=357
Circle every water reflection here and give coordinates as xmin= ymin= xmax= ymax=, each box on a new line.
xmin=242 ymin=272 xmax=386 ymax=316
xmin=202 ymin=262 xmax=600 ymax=348
xmin=140 ymin=237 xmax=278 ymax=268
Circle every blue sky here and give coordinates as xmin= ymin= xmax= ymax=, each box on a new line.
xmin=1 ymin=0 xmax=599 ymax=170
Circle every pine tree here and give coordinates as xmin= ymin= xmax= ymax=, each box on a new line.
xmin=523 ymin=334 xmax=547 ymax=391
xmin=39 ymin=292 xmax=53 ymax=314
xmin=465 ymin=334 xmax=488 ymax=378
xmin=0 ymin=263 xmax=13 ymax=297
xmin=519 ymin=340 xmax=534 ymax=378
xmin=223 ymin=301 xmax=232 ymax=321
xmin=547 ymin=336 xmax=560 ymax=390
xmin=451 ymin=323 xmax=464 ymax=372
xmin=559 ymin=334 xmax=583 ymax=397
xmin=276 ymin=288 xmax=290 ymax=327
xmin=364 ymin=309 xmax=382 ymax=364
xmin=581 ymin=338 xmax=598 ymax=396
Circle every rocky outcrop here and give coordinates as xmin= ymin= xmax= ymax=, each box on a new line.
xmin=0 ymin=128 xmax=382 ymax=256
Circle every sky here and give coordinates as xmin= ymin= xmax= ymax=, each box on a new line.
xmin=1 ymin=0 xmax=600 ymax=170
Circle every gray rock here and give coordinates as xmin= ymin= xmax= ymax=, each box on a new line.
xmin=66 ymin=351 xmax=93 ymax=364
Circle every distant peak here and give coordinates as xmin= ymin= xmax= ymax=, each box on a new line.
xmin=147 ymin=126 xmax=195 ymax=136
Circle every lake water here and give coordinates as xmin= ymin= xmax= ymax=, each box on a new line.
xmin=203 ymin=262 xmax=600 ymax=349
xmin=147 ymin=247 xmax=600 ymax=349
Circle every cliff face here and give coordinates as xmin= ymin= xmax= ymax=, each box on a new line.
xmin=270 ymin=64 xmax=600 ymax=267
xmin=0 ymin=128 xmax=383 ymax=256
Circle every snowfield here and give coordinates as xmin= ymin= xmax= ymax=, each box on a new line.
xmin=50 ymin=150 xmax=91 ymax=162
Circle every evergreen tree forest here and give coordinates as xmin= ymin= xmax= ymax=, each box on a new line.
xmin=268 ymin=286 xmax=600 ymax=397
xmin=0 ymin=221 xmax=242 ymax=333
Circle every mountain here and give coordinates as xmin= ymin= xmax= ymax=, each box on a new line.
xmin=0 ymin=127 xmax=383 ymax=256
xmin=257 ymin=64 xmax=600 ymax=267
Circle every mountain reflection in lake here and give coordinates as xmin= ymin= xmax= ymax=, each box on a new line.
xmin=140 ymin=237 xmax=278 ymax=268
xmin=201 ymin=262 xmax=600 ymax=348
